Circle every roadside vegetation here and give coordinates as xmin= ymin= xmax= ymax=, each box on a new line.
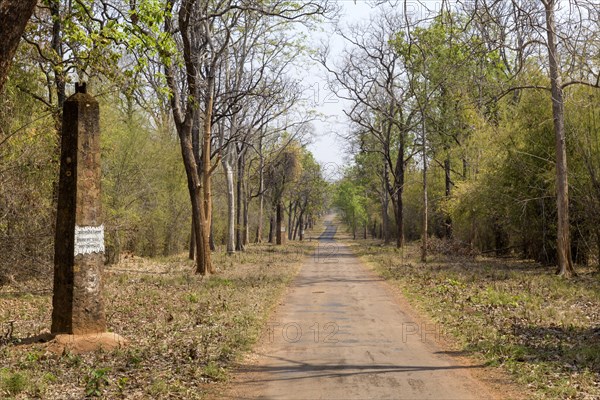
xmin=0 ymin=230 xmax=321 ymax=399
xmin=350 ymin=238 xmax=600 ymax=400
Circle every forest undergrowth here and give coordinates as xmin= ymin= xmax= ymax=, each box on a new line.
xmin=0 ymin=224 xmax=323 ymax=399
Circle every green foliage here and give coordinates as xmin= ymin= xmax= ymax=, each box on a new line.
xmin=0 ymin=65 xmax=58 ymax=275
xmin=101 ymin=94 xmax=190 ymax=262
xmin=334 ymin=172 xmax=368 ymax=237
xmin=0 ymin=368 xmax=28 ymax=396
xmin=84 ymin=367 xmax=110 ymax=397
xmin=201 ymin=361 xmax=226 ymax=382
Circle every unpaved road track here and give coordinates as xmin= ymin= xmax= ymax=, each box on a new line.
xmin=227 ymin=216 xmax=498 ymax=399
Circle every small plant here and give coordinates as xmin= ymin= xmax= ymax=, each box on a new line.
xmin=62 ymin=352 xmax=82 ymax=367
xmin=205 ymin=276 xmax=233 ymax=289
xmin=201 ymin=361 xmax=226 ymax=382
xmin=0 ymin=369 xmax=28 ymax=396
xmin=186 ymin=293 xmax=199 ymax=303
xmin=126 ymin=350 xmax=143 ymax=367
xmin=116 ymin=376 xmax=129 ymax=396
xmin=148 ymin=379 xmax=168 ymax=396
xmin=43 ymin=372 xmax=57 ymax=383
xmin=84 ymin=367 xmax=110 ymax=397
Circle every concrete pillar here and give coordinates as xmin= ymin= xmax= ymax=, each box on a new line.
xmin=51 ymin=83 xmax=106 ymax=334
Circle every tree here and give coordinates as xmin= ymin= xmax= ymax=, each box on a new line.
xmin=319 ymin=10 xmax=419 ymax=248
xmin=542 ymin=0 xmax=574 ymax=277
xmin=264 ymin=139 xmax=303 ymax=245
xmin=127 ymin=0 xmax=330 ymax=273
xmin=334 ymin=174 xmax=367 ymax=240
xmin=0 ymin=0 xmax=37 ymax=91
xmin=465 ymin=0 xmax=600 ymax=275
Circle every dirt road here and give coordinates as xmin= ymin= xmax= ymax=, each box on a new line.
xmin=227 ymin=216 xmax=497 ymax=399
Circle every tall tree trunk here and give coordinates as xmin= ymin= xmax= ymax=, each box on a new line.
xmin=544 ymin=0 xmax=575 ymax=277
xmin=444 ymin=155 xmax=453 ymax=238
xmin=293 ymin=208 xmax=303 ymax=240
xmin=276 ymin=202 xmax=284 ymax=245
xmin=223 ymin=151 xmax=235 ymax=254
xmin=189 ymin=221 xmax=195 ymax=260
xmin=0 ymin=0 xmax=38 ymax=91
xmin=189 ymin=102 xmax=201 ymax=262
xmin=243 ymin=190 xmax=249 ymax=247
xmin=178 ymin=132 xmax=206 ymax=275
xmin=299 ymin=212 xmax=304 ymax=241
xmin=394 ymin=194 xmax=403 ymax=248
xmin=382 ymin=161 xmax=390 ymax=244
xmin=48 ymin=0 xmax=65 ymax=130
xmin=287 ymin=201 xmax=294 ymax=241
xmin=422 ymin=120 xmax=428 ymax=263
xmin=235 ymin=153 xmax=245 ymax=251
xmin=268 ymin=213 xmax=274 ymax=243
xmin=596 ymin=227 xmax=600 ymax=271
xmin=209 ymin=218 xmax=215 ymax=251
xmin=392 ymin=138 xmax=405 ymax=248
xmin=165 ymin=0 xmax=211 ymax=274
xmin=199 ymin=73 xmax=215 ymax=274
xmin=255 ymin=136 xmax=264 ymax=243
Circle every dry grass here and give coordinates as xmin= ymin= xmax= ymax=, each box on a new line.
xmin=350 ymin=239 xmax=600 ymax=400
xmin=0 ymin=226 xmax=323 ymax=399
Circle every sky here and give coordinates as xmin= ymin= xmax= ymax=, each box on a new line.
xmin=305 ymin=1 xmax=375 ymax=177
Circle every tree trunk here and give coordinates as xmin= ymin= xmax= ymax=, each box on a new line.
xmin=596 ymin=227 xmax=600 ymax=271
xmin=0 ymin=0 xmax=38 ymax=91
xmin=223 ymin=152 xmax=235 ymax=254
xmin=293 ymin=208 xmax=303 ymax=240
xmin=276 ymin=202 xmax=284 ymax=245
xmin=394 ymin=194 xmax=403 ymax=248
xmin=209 ymin=219 xmax=215 ymax=251
xmin=242 ymin=190 xmax=249 ymax=247
xmin=199 ymin=73 xmax=215 ymax=274
xmin=444 ymin=155 xmax=453 ymax=238
xmin=299 ymin=212 xmax=304 ymax=241
xmin=392 ymin=140 xmax=405 ymax=248
xmin=164 ymin=0 xmax=211 ymax=275
xmin=189 ymin=221 xmax=195 ymax=260
xmin=544 ymin=0 xmax=575 ymax=277
xmin=178 ymin=131 xmax=207 ymax=275
xmin=255 ymin=136 xmax=265 ymax=243
xmin=268 ymin=214 xmax=274 ymax=243
xmin=287 ymin=201 xmax=294 ymax=241
xmin=382 ymin=161 xmax=390 ymax=244
xmin=235 ymin=152 xmax=245 ymax=251
xmin=422 ymin=120 xmax=428 ymax=263
xmin=48 ymin=0 xmax=65 ymax=130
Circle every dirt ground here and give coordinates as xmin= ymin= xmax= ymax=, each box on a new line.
xmin=225 ymin=215 xmax=511 ymax=399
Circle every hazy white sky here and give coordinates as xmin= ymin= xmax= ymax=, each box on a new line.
xmin=305 ymin=1 xmax=375 ymax=173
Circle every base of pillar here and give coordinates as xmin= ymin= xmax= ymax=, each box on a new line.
xmin=47 ymin=332 xmax=128 ymax=354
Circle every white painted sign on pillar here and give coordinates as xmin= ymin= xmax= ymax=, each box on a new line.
xmin=74 ymin=225 xmax=105 ymax=256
